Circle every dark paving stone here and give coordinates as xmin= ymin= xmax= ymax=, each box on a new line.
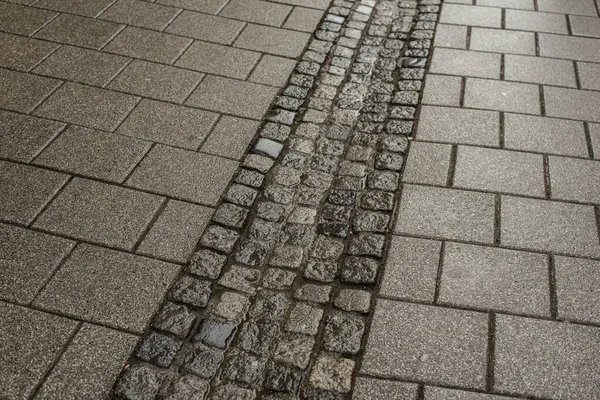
xmin=265 ymin=364 xmax=303 ymax=393
xmin=220 ymin=0 xmax=292 ymax=27
xmin=135 ymin=331 xmax=182 ymax=367
xmin=238 ymin=322 xmax=278 ymax=355
xmin=0 ymin=32 xmax=59 ymax=71
xmin=249 ymin=291 xmax=290 ymax=322
xmin=181 ymin=349 xmax=223 ymax=378
xmin=156 ymin=0 xmax=228 ymax=13
xmin=99 ymin=0 xmax=181 ymax=30
xmin=166 ymin=10 xmax=244 ymax=44
xmin=234 ymin=23 xmax=310 ymax=58
xmin=223 ymin=352 xmax=266 ymax=385
xmin=323 ymin=312 xmax=365 ymax=355
xmin=114 ymin=364 xmax=164 ymax=400
xmin=152 ymin=302 xmax=196 ymax=338
xmin=35 ymin=14 xmax=123 ymax=50
xmin=0 ymin=67 xmax=61 ymax=113
xmin=169 ymin=275 xmax=212 ymax=308
xmin=188 ymin=249 xmax=226 ymax=279
xmin=192 ymin=318 xmax=237 ymax=349
xmin=201 ymin=116 xmax=260 ymax=160
xmin=0 ymin=2 xmax=57 ymax=35
xmin=35 ymin=0 xmax=115 ymax=17
xmin=159 ymin=375 xmax=209 ymax=400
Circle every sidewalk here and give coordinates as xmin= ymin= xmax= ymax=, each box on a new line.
xmin=1 ymin=0 xmax=600 ymax=398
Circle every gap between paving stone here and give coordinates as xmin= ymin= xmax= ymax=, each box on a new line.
xmin=112 ymin=0 xmax=435 ymax=398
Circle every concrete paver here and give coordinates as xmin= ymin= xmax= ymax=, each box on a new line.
xmin=0 ymin=32 xmax=59 ymax=71
xmin=165 ymin=11 xmax=244 ymax=44
xmin=34 ymin=14 xmax=123 ymax=50
xmin=0 ymin=111 xmax=65 ymax=162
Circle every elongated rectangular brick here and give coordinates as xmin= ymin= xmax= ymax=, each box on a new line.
xmin=505 ymin=9 xmax=568 ymax=34
xmin=545 ymin=86 xmax=600 ymax=123
xmin=439 ymin=3 xmax=501 ymax=27
xmin=430 ymin=48 xmax=501 ymax=79
xmin=464 ymin=78 xmax=540 ymax=115
xmin=548 ymin=156 xmax=600 ymax=203
xmin=470 ymin=27 xmax=535 ymax=55
xmin=539 ymin=33 xmax=600 ymax=63
xmin=504 ymin=54 xmax=576 ymax=87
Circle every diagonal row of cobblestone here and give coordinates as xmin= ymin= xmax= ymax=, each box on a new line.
xmin=112 ymin=0 xmax=437 ymax=398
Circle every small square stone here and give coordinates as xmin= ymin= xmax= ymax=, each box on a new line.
xmin=0 ymin=111 xmax=65 ymax=162
xmin=284 ymin=7 xmax=324 ymax=32
xmin=249 ymin=55 xmax=297 ymax=87
xmin=156 ymin=0 xmax=228 ymax=13
xmin=235 ymin=24 xmax=310 ymax=58
xmin=494 ymin=314 xmax=600 ymax=398
xmin=135 ymin=331 xmax=181 ymax=367
xmin=34 ymin=178 xmax=163 ymax=250
xmin=117 ymin=99 xmax=218 ymax=150
xmin=285 ymin=303 xmax=323 ymax=335
xmin=0 ymin=224 xmax=74 ymax=304
xmin=274 ymin=333 xmax=315 ymax=369
xmin=545 ymin=86 xmax=600 ymax=123
xmin=395 ymin=185 xmax=496 ymax=244
xmin=33 ymin=45 xmax=129 ymax=87
xmin=212 ymin=291 xmax=250 ymax=322
xmin=99 ymin=0 xmax=180 ymax=30
xmin=192 ymin=318 xmax=237 ymax=349
xmin=430 ymin=48 xmax=501 ymax=79
xmin=181 ymin=349 xmax=223 ymax=378
xmin=362 ymin=300 xmax=488 ymax=389
xmin=108 ymin=60 xmax=203 ymax=104
xmin=189 ymin=249 xmax=226 ymax=279
xmin=440 ymin=243 xmax=550 ymax=316
xmin=470 ymin=27 xmax=535 ymax=55
xmin=464 ymin=78 xmax=540 ymax=115
xmin=555 ymin=256 xmax=600 ymax=325
xmin=504 ymin=114 xmax=588 ymax=157
xmin=0 ymin=303 xmax=77 ymax=399
xmin=353 ymin=378 xmax=418 ymax=400
xmin=0 ymin=68 xmax=61 ymax=113
xmin=578 ymin=62 xmax=600 ymax=91
xmin=309 ymin=355 xmax=355 ymax=393
xmin=186 ymin=75 xmax=278 ymax=120
xmin=220 ymin=0 xmax=292 ymax=26
xmin=36 ymin=324 xmax=137 ymax=399
xmin=323 ymin=312 xmax=365 ymax=354
xmin=381 ymin=236 xmax=441 ymax=303
xmin=166 ymin=11 xmax=245 ymax=44
xmin=176 ymin=41 xmax=260 ymax=79
xmin=453 ymin=146 xmax=545 ymax=197
xmin=35 ymin=0 xmax=114 ymax=17
xmin=34 ymin=82 xmax=139 ymax=132
xmin=504 ymin=54 xmax=576 ymax=88
xmin=434 ymin=23 xmax=467 ymax=49
xmin=0 ymin=32 xmax=59 ymax=71
xmin=505 ymin=9 xmax=568 ymax=34
xmin=422 ymin=74 xmax=462 ymax=107
xmin=439 ymin=3 xmax=501 ymax=27
xmin=137 ymin=200 xmax=212 ymax=263
xmin=169 ymin=275 xmax=211 ymax=307
xmin=501 ymin=195 xmax=600 ymax=258
xmin=34 ymin=125 xmax=150 ymax=183
xmin=219 ymin=266 xmax=260 ymax=295
xmin=152 ymin=302 xmax=196 ymax=338
xmin=35 ymin=14 xmax=123 ymax=50
xmin=34 ymin=244 xmax=179 ymax=333
xmin=103 ymin=26 xmax=192 ymax=64
xmin=549 ymin=156 xmax=600 ymax=203
xmin=0 ymin=161 xmax=68 ymax=225
xmin=0 ymin=2 xmax=57 ymax=35
xmin=403 ymin=141 xmax=452 ymax=186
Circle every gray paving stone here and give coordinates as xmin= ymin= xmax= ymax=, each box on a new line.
xmin=362 ymin=300 xmax=488 ymax=389
xmin=34 ymin=125 xmax=150 ymax=183
xmin=272 ymin=0 xmax=329 ymax=9
xmin=381 ymin=236 xmax=441 ymax=303
xmin=284 ymin=6 xmax=324 ymax=32
xmin=464 ymin=78 xmax=540 ymax=115
xmin=353 ymin=377 xmax=418 ymax=400
xmin=549 ymin=156 xmax=600 ymax=203
xmin=537 ymin=0 xmax=597 ymax=16
xmin=186 ymin=75 xmax=278 ymax=120
xmin=35 ymin=14 xmax=123 ymax=50
xmin=453 ymin=146 xmax=545 ymax=197
xmin=0 ymin=161 xmax=68 ymax=225
xmin=126 ymin=144 xmax=238 ymax=205
xmin=117 ymin=99 xmax=217 ymax=149
xmin=35 ymin=0 xmax=114 ymax=17
xmin=504 ymin=54 xmax=576 ymax=88
xmin=176 ymin=40 xmax=260 ymax=79
xmin=570 ymin=15 xmax=600 ymax=38
xmin=309 ymin=355 xmax=355 ymax=393
xmin=249 ymin=55 xmax=297 ymax=87
xmin=0 ymin=1 xmax=57 ymax=35
xmin=35 ymin=243 xmax=179 ymax=332
xmin=0 ymin=223 xmax=73 ymax=304
xmin=166 ymin=11 xmax=244 ymax=44
xmin=501 ymin=195 xmax=600 ymax=257
xmin=0 ymin=67 xmax=61 ymax=113
xmin=0 ymin=110 xmax=65 ymax=162
xmin=505 ymin=9 xmax=568 ymax=34
xmin=395 ymin=185 xmax=496 ymax=244
xmin=0 ymin=32 xmax=59 ymax=71
xmin=34 ymin=82 xmax=139 ymax=132
xmin=470 ymin=27 xmax=535 ymax=55
xmin=504 ymin=114 xmax=588 ymax=157
xmin=439 ymin=3 xmax=501 ymax=28
xmin=440 ymin=243 xmax=549 ymax=316
xmin=99 ymin=0 xmax=180 ymax=30
xmin=430 ymin=48 xmax=501 ymax=79
xmin=545 ymin=86 xmax=600 ymax=123
xmin=137 ymin=200 xmax=212 ymax=263
xmin=417 ymin=106 xmax=500 ymax=147
xmin=0 ymin=303 xmax=77 ymax=400
xmin=592 ymin=123 xmax=600 ymax=159
xmin=36 ymin=324 xmax=137 ymax=400
xmin=578 ymin=62 xmax=600 ymax=91
xmin=424 ymin=386 xmax=516 ymax=399
xmin=434 ymin=24 xmax=467 ymax=49
xmin=403 ymin=141 xmax=452 ymax=186
xmin=555 ymin=256 xmax=600 ymax=325
xmin=108 ymin=60 xmax=203 ymax=103
xmin=33 ymin=45 xmax=129 ymax=87
xmin=103 ymin=26 xmax=192 ymax=64
xmin=220 ymin=0 xmax=292 ymax=26
xmin=494 ymin=314 xmax=600 ymax=399
xmin=477 ymin=0 xmax=533 ymax=9
xmin=156 ymin=0 xmax=228 ymax=13
xmin=235 ymin=24 xmax=310 ymax=58
xmin=422 ymin=74 xmax=462 ymax=107
xmin=34 ymin=178 xmax=163 ymax=250
xmin=201 ymin=115 xmax=260 ymax=159
xmin=539 ymin=33 xmax=600 ymax=63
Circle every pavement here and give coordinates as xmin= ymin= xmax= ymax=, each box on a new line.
xmin=1 ymin=0 xmax=600 ymax=398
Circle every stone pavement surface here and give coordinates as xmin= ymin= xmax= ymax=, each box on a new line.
xmin=1 ymin=0 xmax=600 ymax=398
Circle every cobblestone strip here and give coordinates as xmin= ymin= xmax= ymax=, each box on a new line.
xmin=112 ymin=0 xmax=435 ymax=398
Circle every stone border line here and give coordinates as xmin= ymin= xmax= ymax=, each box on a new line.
xmin=112 ymin=0 xmax=436 ymax=398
